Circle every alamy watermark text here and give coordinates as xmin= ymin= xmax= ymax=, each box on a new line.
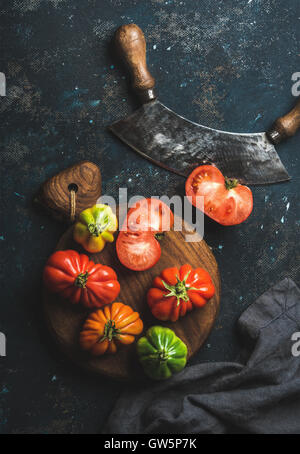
xmin=0 ymin=72 xmax=6 ymax=97
xmin=291 ymin=72 xmax=300 ymax=96
xmin=291 ymin=332 xmax=300 ymax=357
xmin=0 ymin=332 xmax=6 ymax=357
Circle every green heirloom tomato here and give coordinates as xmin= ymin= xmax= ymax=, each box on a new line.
xmin=137 ymin=326 xmax=187 ymax=380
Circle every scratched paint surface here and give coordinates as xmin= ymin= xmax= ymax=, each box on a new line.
xmin=0 ymin=0 xmax=299 ymax=433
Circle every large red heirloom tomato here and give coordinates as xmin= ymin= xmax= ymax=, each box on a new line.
xmin=147 ymin=264 xmax=215 ymax=322
xmin=43 ymin=250 xmax=120 ymax=308
xmin=186 ymin=165 xmax=253 ymax=226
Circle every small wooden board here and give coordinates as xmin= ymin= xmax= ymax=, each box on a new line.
xmin=43 ymin=214 xmax=220 ymax=380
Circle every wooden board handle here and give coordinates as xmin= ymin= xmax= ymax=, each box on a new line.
xmin=35 ymin=161 xmax=102 ymax=223
xmin=268 ymin=97 xmax=300 ymax=144
xmin=115 ymin=24 xmax=156 ymax=103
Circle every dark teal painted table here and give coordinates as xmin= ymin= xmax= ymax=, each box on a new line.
xmin=0 ymin=0 xmax=299 ymax=433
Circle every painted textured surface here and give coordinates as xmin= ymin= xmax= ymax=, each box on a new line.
xmin=0 ymin=0 xmax=299 ymax=433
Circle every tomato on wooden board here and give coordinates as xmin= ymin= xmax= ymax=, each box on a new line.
xmin=116 ymin=230 xmax=161 ymax=272
xmin=80 ymin=302 xmax=143 ymax=356
xmin=185 ymin=165 xmax=253 ymax=226
xmin=117 ymin=198 xmax=174 ymax=271
xmin=43 ymin=250 xmax=120 ymax=308
xmin=137 ymin=326 xmax=187 ymax=380
xmin=73 ymin=204 xmax=117 ymax=253
xmin=124 ymin=198 xmax=174 ymax=233
xmin=147 ymin=264 xmax=215 ymax=322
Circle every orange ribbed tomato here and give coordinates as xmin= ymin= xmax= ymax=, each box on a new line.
xmin=79 ymin=302 xmax=143 ymax=356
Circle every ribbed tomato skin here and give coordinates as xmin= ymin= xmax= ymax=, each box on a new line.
xmin=43 ymin=249 xmax=120 ymax=307
xmin=147 ymin=264 xmax=215 ymax=322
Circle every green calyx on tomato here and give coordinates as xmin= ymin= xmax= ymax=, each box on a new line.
xmin=224 ymin=177 xmax=239 ymax=190
xmin=162 ymin=271 xmax=195 ymax=307
xmin=75 ymin=271 xmax=89 ymax=288
xmin=99 ymin=320 xmax=121 ymax=343
xmin=87 ymin=219 xmax=109 ymax=236
xmin=137 ymin=326 xmax=187 ymax=380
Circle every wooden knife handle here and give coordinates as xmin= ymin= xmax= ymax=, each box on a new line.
xmin=115 ymin=24 xmax=156 ymax=103
xmin=268 ymin=97 xmax=300 ymax=144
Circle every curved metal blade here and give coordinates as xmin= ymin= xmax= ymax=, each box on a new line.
xmin=109 ymin=100 xmax=290 ymax=185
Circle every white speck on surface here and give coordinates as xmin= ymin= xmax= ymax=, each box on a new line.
xmin=254 ymin=113 xmax=262 ymax=122
xmin=218 ymin=245 xmax=223 ymax=250
xmin=153 ymin=44 xmax=157 ymax=50
xmin=286 ymin=202 xmax=290 ymax=211
xmin=51 ymin=375 xmax=57 ymax=382
xmin=166 ymin=46 xmax=171 ymax=51
xmin=261 ymin=224 xmax=263 ymax=230
xmin=281 ymin=216 xmax=285 ymax=224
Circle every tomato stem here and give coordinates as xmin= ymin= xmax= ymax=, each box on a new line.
xmin=225 ymin=177 xmax=239 ymax=190
xmin=87 ymin=219 xmax=109 ymax=237
xmin=75 ymin=271 xmax=89 ymax=288
xmin=162 ymin=271 xmax=194 ymax=307
xmin=98 ymin=320 xmax=121 ymax=343
xmin=158 ymin=350 xmax=169 ymax=362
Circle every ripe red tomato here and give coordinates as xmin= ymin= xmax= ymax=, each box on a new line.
xmin=43 ymin=250 xmax=120 ymax=308
xmin=147 ymin=264 xmax=215 ymax=322
xmin=124 ymin=198 xmax=174 ymax=233
xmin=185 ymin=165 xmax=253 ymax=226
xmin=116 ymin=231 xmax=161 ymax=271
xmin=117 ymin=198 xmax=174 ymax=271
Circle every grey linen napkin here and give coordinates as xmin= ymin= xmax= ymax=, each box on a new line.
xmin=105 ymin=278 xmax=300 ymax=434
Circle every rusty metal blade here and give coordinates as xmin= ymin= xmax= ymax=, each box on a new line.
xmin=109 ymin=100 xmax=290 ymax=185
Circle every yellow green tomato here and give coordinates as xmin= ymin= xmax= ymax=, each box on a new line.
xmin=73 ymin=204 xmax=118 ymax=253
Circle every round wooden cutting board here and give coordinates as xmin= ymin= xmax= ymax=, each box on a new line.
xmin=43 ymin=213 xmax=220 ymax=380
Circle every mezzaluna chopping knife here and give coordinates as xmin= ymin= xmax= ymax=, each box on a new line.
xmin=109 ymin=24 xmax=300 ymax=185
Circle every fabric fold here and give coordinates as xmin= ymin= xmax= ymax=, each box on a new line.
xmin=105 ymin=278 xmax=300 ymax=434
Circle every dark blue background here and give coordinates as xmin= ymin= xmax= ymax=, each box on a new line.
xmin=0 ymin=0 xmax=299 ymax=433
